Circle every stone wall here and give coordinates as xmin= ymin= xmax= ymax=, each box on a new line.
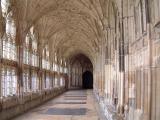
xmin=0 ymin=87 xmax=66 ymax=120
xmin=93 ymin=0 xmax=160 ymax=120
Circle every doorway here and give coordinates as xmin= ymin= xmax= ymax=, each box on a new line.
xmin=82 ymin=71 xmax=93 ymax=89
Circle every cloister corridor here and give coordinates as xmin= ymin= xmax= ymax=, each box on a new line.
xmin=1 ymin=0 xmax=160 ymax=120
xmin=12 ymin=90 xmax=103 ymax=120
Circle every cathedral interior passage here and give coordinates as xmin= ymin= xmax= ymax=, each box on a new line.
xmin=0 ymin=0 xmax=160 ymax=120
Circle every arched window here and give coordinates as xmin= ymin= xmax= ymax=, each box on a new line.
xmin=23 ymin=27 xmax=39 ymax=93
xmin=42 ymin=72 xmax=51 ymax=90
xmin=46 ymin=73 xmax=51 ymax=89
xmin=1 ymin=0 xmax=17 ymax=61
xmin=42 ymin=45 xmax=50 ymax=70
xmin=60 ymin=76 xmax=65 ymax=87
xmin=52 ymin=62 xmax=55 ymax=71
xmin=31 ymin=70 xmax=39 ymax=92
xmin=2 ymin=11 xmax=17 ymax=61
xmin=1 ymin=0 xmax=9 ymax=16
xmin=23 ymin=34 xmax=30 ymax=64
xmin=23 ymin=69 xmax=30 ymax=93
xmin=54 ymin=75 xmax=58 ymax=87
xmin=54 ymin=53 xmax=58 ymax=72
xmin=42 ymin=72 xmax=45 ymax=89
xmin=30 ymin=27 xmax=39 ymax=67
xmin=64 ymin=61 xmax=68 ymax=73
xmin=60 ymin=58 xmax=63 ymax=73
xmin=0 ymin=0 xmax=18 ymax=98
xmin=23 ymin=26 xmax=39 ymax=67
xmin=1 ymin=66 xmax=17 ymax=97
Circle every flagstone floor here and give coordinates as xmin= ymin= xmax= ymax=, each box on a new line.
xmin=12 ymin=90 xmax=102 ymax=120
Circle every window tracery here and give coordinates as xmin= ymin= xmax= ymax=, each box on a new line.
xmin=135 ymin=0 xmax=147 ymax=39
xmin=2 ymin=12 xmax=17 ymax=61
xmin=42 ymin=45 xmax=50 ymax=70
xmin=23 ymin=27 xmax=39 ymax=67
xmin=45 ymin=73 xmax=50 ymax=89
xmin=0 ymin=0 xmax=67 ymax=100
xmin=23 ymin=69 xmax=30 ymax=93
xmin=0 ymin=0 xmax=18 ymax=99
xmin=23 ymin=34 xmax=30 ymax=65
xmin=30 ymin=27 xmax=39 ymax=67
xmin=55 ymin=55 xmax=58 ymax=72
xmin=31 ymin=70 xmax=39 ymax=92
xmin=1 ymin=66 xmax=17 ymax=97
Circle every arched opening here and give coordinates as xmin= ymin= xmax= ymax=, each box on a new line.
xmin=82 ymin=71 xmax=93 ymax=89
xmin=69 ymin=54 xmax=93 ymax=89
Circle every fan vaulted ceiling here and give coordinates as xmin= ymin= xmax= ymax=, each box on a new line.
xmin=11 ymin=0 xmax=117 ymax=64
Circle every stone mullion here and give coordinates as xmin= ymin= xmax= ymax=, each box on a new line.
xmin=70 ymin=66 xmax=72 ymax=87
xmin=0 ymin=5 xmax=2 ymax=98
xmin=123 ymin=0 xmax=131 ymax=109
xmin=106 ymin=29 xmax=110 ymax=103
xmin=0 ymin=60 xmax=1 ymax=100
xmin=104 ymin=29 xmax=108 ymax=100
xmin=57 ymin=59 xmax=60 ymax=87
xmin=52 ymin=71 xmax=54 ymax=88
xmin=53 ymin=71 xmax=55 ymax=88
xmin=118 ymin=0 xmax=125 ymax=114
xmin=126 ymin=15 xmax=130 ymax=108
xmin=56 ymin=58 xmax=59 ymax=86
xmin=101 ymin=32 xmax=106 ymax=97
xmin=16 ymin=24 xmax=26 ymax=102
xmin=28 ymin=34 xmax=32 ymax=92
xmin=144 ymin=1 xmax=152 ymax=119
xmin=50 ymin=61 xmax=53 ymax=89
xmin=97 ymin=54 xmax=101 ymax=95
xmin=38 ymin=44 xmax=42 ymax=92
xmin=110 ymin=30 xmax=113 ymax=104
xmin=147 ymin=21 xmax=152 ymax=120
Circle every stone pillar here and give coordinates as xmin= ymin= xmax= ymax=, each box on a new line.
xmin=38 ymin=43 xmax=42 ymax=92
xmin=16 ymin=22 xmax=26 ymax=103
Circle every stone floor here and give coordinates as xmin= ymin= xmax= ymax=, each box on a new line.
xmin=12 ymin=90 xmax=102 ymax=120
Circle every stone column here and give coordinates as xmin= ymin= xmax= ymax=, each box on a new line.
xmin=16 ymin=22 xmax=26 ymax=103
xmin=38 ymin=43 xmax=42 ymax=92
